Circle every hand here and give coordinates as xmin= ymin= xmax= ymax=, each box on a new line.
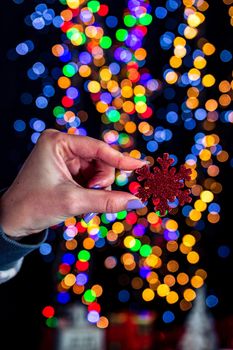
xmin=0 ymin=129 xmax=146 ymax=238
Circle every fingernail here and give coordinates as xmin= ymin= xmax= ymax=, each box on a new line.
xmin=83 ymin=187 xmax=101 ymax=223
xmin=126 ymin=199 xmax=146 ymax=210
xmin=83 ymin=212 xmax=98 ymax=223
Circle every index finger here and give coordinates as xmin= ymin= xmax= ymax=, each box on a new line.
xmin=66 ymin=134 xmax=147 ymax=170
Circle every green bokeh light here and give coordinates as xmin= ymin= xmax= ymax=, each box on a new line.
xmin=78 ymin=250 xmax=91 ymax=261
xmin=124 ymin=14 xmax=137 ymax=27
xmin=140 ymin=244 xmax=152 ymax=257
xmin=116 ymin=29 xmax=128 ymax=42
xmin=100 ymin=36 xmax=112 ymax=49
xmin=63 ymin=63 xmax=77 ymax=77
xmin=87 ymin=0 xmax=100 ymax=13
xmin=84 ymin=289 xmax=96 ymax=302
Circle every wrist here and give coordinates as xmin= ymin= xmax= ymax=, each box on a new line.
xmin=0 ymin=193 xmax=27 ymax=239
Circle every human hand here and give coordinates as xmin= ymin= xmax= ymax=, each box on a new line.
xmin=0 ymin=129 xmax=146 ymax=238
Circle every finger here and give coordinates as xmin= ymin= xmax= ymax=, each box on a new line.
xmin=70 ymin=187 xmax=146 ymax=215
xmin=65 ymin=134 xmax=147 ymax=170
xmin=87 ymin=160 xmax=115 ymax=188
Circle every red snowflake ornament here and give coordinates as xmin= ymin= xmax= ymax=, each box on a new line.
xmin=135 ymin=153 xmax=192 ymax=216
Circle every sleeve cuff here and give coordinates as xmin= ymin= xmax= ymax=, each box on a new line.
xmin=0 ymin=226 xmax=49 ymax=270
xmin=0 ymin=258 xmax=23 ymax=284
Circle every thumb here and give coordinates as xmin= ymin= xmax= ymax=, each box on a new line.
xmin=72 ymin=187 xmax=146 ymax=214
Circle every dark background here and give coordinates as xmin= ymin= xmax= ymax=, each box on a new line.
xmin=0 ymin=1 xmax=232 ymax=349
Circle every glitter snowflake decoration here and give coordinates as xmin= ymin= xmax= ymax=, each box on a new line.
xmin=135 ymin=153 xmax=192 ymax=216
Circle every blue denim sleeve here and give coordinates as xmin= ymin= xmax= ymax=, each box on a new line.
xmin=0 ymin=226 xmax=49 ymax=270
xmin=0 ymin=187 xmax=49 ymax=270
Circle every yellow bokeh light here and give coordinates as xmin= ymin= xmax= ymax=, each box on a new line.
xmin=107 ymin=80 xmax=119 ymax=93
xmin=184 ymin=288 xmax=196 ymax=301
xmin=183 ymin=234 xmax=196 ymax=247
xmin=187 ymin=13 xmax=203 ymax=27
xmin=165 ymin=219 xmax=178 ymax=231
xmin=100 ymin=68 xmax=112 ymax=82
xmin=166 ymin=291 xmax=179 ymax=304
xmin=88 ymin=81 xmax=101 ymax=93
xmin=134 ymin=85 xmax=146 ymax=96
xmin=177 ymin=272 xmax=189 ymax=285
xmin=202 ymin=74 xmax=216 ymax=87
xmin=165 ymin=71 xmax=178 ymax=84
xmin=138 ymin=121 xmax=150 ymax=134
xmin=184 ymin=26 xmax=198 ymax=39
xmin=157 ymin=284 xmax=170 ymax=297
xmin=125 ymin=121 xmax=137 ymax=134
xmin=58 ymin=76 xmax=71 ymax=89
xmin=187 ymin=251 xmax=200 ymax=264
xmin=142 ymin=288 xmax=155 ymax=301
xmin=121 ymin=86 xmax=133 ymax=98
xmin=164 ymin=274 xmax=176 ymax=287
xmin=145 ymin=254 xmax=159 ymax=268
xmin=174 ymin=36 xmax=186 ymax=46
xmin=129 ymin=149 xmax=141 ymax=159
xmin=194 ymin=199 xmax=207 ymax=212
xmin=219 ymin=94 xmax=231 ymax=107
xmin=147 ymin=212 xmax=160 ymax=224
xmin=205 ymin=99 xmax=218 ymax=112
xmin=124 ymin=236 xmax=136 ymax=249
xmin=92 ymin=284 xmax=103 ymax=297
xmin=186 ymin=97 xmax=199 ymax=109
xmin=83 ymin=237 xmax=95 ymax=250
xmin=199 ymin=149 xmax=211 ymax=161
xmin=200 ymin=190 xmax=214 ymax=203
xmin=219 ymin=80 xmax=231 ymax=93
xmin=96 ymin=101 xmax=108 ymax=113
xmin=79 ymin=65 xmax=91 ymax=77
xmin=188 ymin=68 xmax=201 ymax=81
xmin=189 ymin=209 xmax=202 ymax=221
xmin=135 ymin=101 xmax=147 ymax=113
xmin=97 ymin=316 xmax=109 ymax=329
xmin=191 ymin=275 xmax=204 ymax=288
xmin=112 ymin=222 xmax=124 ymax=234
xmin=67 ymin=0 xmax=80 ymax=9
xmin=170 ymin=56 xmax=182 ymax=68
xmin=203 ymin=134 xmax=217 ymax=147
xmin=64 ymin=273 xmax=76 ymax=287
xmin=134 ymin=48 xmax=147 ymax=61
xmin=174 ymin=45 xmax=187 ymax=58
xmin=202 ymin=43 xmax=216 ymax=55
xmin=194 ymin=56 xmax=207 ymax=69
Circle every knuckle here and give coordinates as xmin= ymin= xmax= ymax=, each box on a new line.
xmin=105 ymin=196 xmax=117 ymax=213
xmin=96 ymin=140 xmax=109 ymax=155
xmin=63 ymin=192 xmax=76 ymax=213
xmin=38 ymin=129 xmax=59 ymax=144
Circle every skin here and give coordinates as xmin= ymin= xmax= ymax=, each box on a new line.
xmin=0 ymin=129 xmax=146 ymax=238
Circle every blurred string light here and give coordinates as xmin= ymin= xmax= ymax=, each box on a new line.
xmin=11 ymin=0 xmax=232 ymax=328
